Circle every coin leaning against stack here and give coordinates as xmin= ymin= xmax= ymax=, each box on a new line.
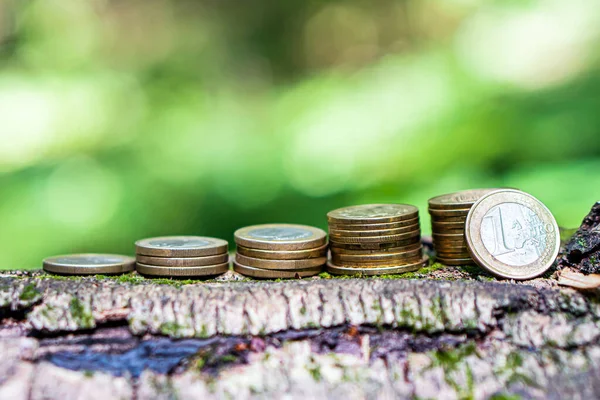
xmin=428 ymin=189 xmax=501 ymax=266
xmin=326 ymin=204 xmax=428 ymax=275
xmin=135 ymin=236 xmax=229 ymax=277
xmin=234 ymin=224 xmax=327 ymax=279
xmin=465 ymin=189 xmax=560 ymax=280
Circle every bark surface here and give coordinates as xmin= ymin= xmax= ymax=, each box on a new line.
xmin=1 ymin=264 xmax=599 ymax=400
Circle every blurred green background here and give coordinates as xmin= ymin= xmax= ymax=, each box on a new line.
xmin=1 ymin=0 xmax=599 ymax=269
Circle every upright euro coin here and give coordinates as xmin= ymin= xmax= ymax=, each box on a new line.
xmin=43 ymin=254 xmax=135 ymax=275
xmin=465 ymin=190 xmax=560 ymax=280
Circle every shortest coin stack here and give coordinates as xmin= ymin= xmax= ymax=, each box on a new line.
xmin=43 ymin=254 xmax=135 ymax=275
xmin=135 ymin=236 xmax=229 ymax=278
xmin=428 ymin=189 xmax=498 ymax=265
xmin=234 ymin=224 xmax=328 ymax=279
xmin=327 ymin=204 xmax=428 ymax=276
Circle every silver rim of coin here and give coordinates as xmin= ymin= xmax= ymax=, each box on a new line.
xmin=465 ymin=189 xmax=560 ymax=280
xmin=43 ymin=254 xmax=136 ymax=274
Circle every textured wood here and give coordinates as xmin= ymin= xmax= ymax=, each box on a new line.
xmin=1 ymin=268 xmax=599 ymax=399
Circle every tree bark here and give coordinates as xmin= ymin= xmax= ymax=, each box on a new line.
xmin=1 ymin=266 xmax=599 ymax=400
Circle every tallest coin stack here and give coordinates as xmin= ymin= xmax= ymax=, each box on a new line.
xmin=428 ymin=189 xmax=497 ymax=265
xmin=326 ymin=204 xmax=428 ymax=275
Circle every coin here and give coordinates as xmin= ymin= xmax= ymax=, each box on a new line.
xmin=233 ymin=261 xmax=321 ymax=279
xmin=329 ymin=223 xmax=420 ymax=238
xmin=331 ymin=247 xmax=423 ymax=265
xmin=326 ymin=256 xmax=429 ymax=276
xmin=428 ymin=208 xmax=470 ymax=218
xmin=234 ymin=253 xmax=326 ymax=270
xmin=327 ymin=204 xmax=418 ymax=224
xmin=330 ymin=237 xmax=421 ymax=250
xmin=329 ymin=241 xmax=422 ymax=255
xmin=433 ymin=231 xmax=465 ymax=238
xmin=435 ymin=257 xmax=475 ymax=266
xmin=136 ymin=262 xmax=229 ymax=277
xmin=465 ymin=189 xmax=560 ymax=280
xmin=329 ymin=230 xmax=420 ymax=244
xmin=430 ymin=216 xmax=468 ymax=223
xmin=136 ymin=236 xmax=228 ymax=257
xmin=431 ymin=221 xmax=465 ymax=230
xmin=236 ymin=244 xmax=328 ymax=260
xmin=43 ymin=254 xmax=135 ymax=275
xmin=136 ymin=253 xmax=229 ymax=267
xmin=234 ymin=224 xmax=327 ymax=251
xmin=428 ymin=189 xmax=499 ymax=210
xmin=327 ymin=217 xmax=420 ymax=231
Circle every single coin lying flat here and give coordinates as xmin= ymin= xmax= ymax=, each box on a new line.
xmin=465 ymin=189 xmax=560 ymax=280
xmin=43 ymin=254 xmax=135 ymax=275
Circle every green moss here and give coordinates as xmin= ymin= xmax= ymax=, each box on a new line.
xmin=198 ymin=324 xmax=210 ymax=338
xmin=300 ymin=306 xmax=307 ymax=315
xmin=69 ymin=297 xmax=94 ymax=328
xmin=308 ymin=365 xmax=322 ymax=381
xmin=19 ymin=283 xmax=41 ymax=302
xmin=431 ymin=342 xmax=477 ymax=371
xmin=83 ymin=370 xmax=94 ymax=378
xmin=430 ymin=343 xmax=478 ymax=400
xmin=490 ymin=394 xmax=521 ymax=400
xmin=160 ymin=322 xmax=185 ymax=337
xmin=219 ymin=354 xmax=237 ymax=363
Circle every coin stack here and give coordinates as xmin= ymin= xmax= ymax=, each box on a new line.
xmin=326 ymin=204 xmax=428 ymax=276
xmin=428 ymin=189 xmax=498 ymax=265
xmin=135 ymin=236 xmax=230 ymax=278
xmin=43 ymin=254 xmax=135 ymax=275
xmin=233 ymin=224 xmax=327 ymax=279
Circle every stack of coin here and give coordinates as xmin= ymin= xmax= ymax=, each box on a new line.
xmin=326 ymin=204 xmax=428 ymax=275
xmin=234 ymin=224 xmax=327 ymax=279
xmin=135 ymin=236 xmax=229 ymax=278
xmin=428 ymin=189 xmax=498 ymax=265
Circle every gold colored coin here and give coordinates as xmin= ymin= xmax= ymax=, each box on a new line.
xmin=428 ymin=189 xmax=500 ymax=210
xmin=236 ymin=244 xmax=327 ymax=260
xmin=233 ymin=261 xmax=321 ymax=279
xmin=135 ymin=236 xmax=228 ymax=257
xmin=234 ymin=224 xmax=327 ymax=251
xmin=234 ymin=253 xmax=326 ymax=270
xmin=327 ymin=217 xmax=420 ymax=231
xmin=428 ymin=208 xmax=470 ymax=218
xmin=43 ymin=254 xmax=135 ymax=275
xmin=327 ymin=204 xmax=418 ymax=224
xmin=136 ymin=262 xmax=229 ymax=277
xmin=329 ymin=223 xmax=420 ymax=238
xmin=430 ymin=216 xmax=467 ymax=223
xmin=435 ymin=257 xmax=475 ymax=266
xmin=465 ymin=189 xmax=560 ymax=280
xmin=431 ymin=221 xmax=465 ymax=232
xmin=136 ymin=253 xmax=228 ymax=267
xmin=326 ymin=256 xmax=429 ymax=276
xmin=329 ymin=241 xmax=422 ymax=255
xmin=331 ymin=248 xmax=423 ymax=266
xmin=330 ymin=237 xmax=421 ymax=250
xmin=328 ymin=230 xmax=420 ymax=245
